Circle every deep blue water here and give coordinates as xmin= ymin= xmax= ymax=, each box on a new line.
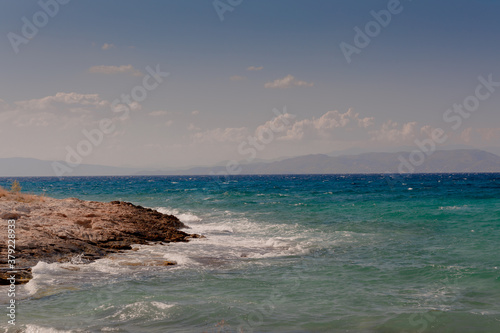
xmin=0 ymin=174 xmax=499 ymax=332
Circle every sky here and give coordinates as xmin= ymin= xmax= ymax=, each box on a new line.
xmin=0 ymin=0 xmax=499 ymax=169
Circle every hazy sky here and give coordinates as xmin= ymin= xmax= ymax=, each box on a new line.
xmin=1 ymin=0 xmax=499 ymax=168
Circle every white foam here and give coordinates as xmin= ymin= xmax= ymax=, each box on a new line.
xmin=23 ymin=278 xmax=42 ymax=296
xmin=24 ymin=325 xmax=73 ymax=333
xmin=31 ymin=261 xmax=65 ymax=274
xmin=144 ymin=212 xmax=339 ymax=267
xmin=20 ymin=207 xmax=351 ymax=296
xmin=107 ymin=301 xmax=174 ymax=321
xmin=161 ymin=252 xmax=194 ymax=266
xmin=190 ymin=223 xmax=234 ymax=234
xmin=151 ymin=301 xmax=175 ymax=309
xmin=439 ymin=205 xmax=469 ymax=210
xmin=24 ymin=259 xmax=142 ymax=298
xmin=25 ymin=262 xmax=68 ymax=296
xmin=155 ymin=207 xmax=202 ymax=223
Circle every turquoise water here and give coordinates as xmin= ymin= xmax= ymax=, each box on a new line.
xmin=1 ymin=174 xmax=499 ymax=332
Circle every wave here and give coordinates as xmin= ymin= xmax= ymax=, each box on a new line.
xmin=23 ymin=325 xmax=73 ymax=333
xmin=149 ymin=206 xmax=371 ymax=267
xmin=439 ymin=205 xmax=469 ymax=210
xmin=155 ymin=207 xmax=202 ymax=223
xmin=17 ymin=206 xmax=370 ymax=304
xmin=105 ymin=300 xmax=175 ymax=322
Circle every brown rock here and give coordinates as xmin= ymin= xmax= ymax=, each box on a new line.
xmin=1 ymin=212 xmax=21 ymax=220
xmin=0 ymin=268 xmax=32 ymax=285
xmin=0 ymin=195 xmax=201 ymax=284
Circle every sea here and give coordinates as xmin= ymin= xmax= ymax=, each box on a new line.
xmin=0 ymin=174 xmax=499 ymax=333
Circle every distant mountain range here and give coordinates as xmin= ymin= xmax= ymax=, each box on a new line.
xmin=1 ymin=149 xmax=500 ymax=177
xmin=0 ymin=157 xmax=140 ymax=177
xmin=160 ymin=149 xmax=500 ymax=175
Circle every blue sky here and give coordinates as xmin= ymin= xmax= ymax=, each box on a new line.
xmin=1 ymin=0 xmax=499 ymax=169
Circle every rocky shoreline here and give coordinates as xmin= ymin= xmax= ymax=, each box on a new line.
xmin=0 ymin=192 xmax=200 ymax=284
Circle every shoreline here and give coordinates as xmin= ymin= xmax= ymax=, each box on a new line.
xmin=0 ymin=190 xmax=201 ymax=284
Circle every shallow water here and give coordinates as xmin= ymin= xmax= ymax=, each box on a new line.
xmin=1 ymin=174 xmax=499 ymax=332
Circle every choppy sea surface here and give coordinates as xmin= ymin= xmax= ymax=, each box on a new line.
xmin=0 ymin=174 xmax=499 ymax=332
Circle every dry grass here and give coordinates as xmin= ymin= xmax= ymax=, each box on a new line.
xmin=13 ymin=192 xmax=46 ymax=203
xmin=11 ymin=180 xmax=21 ymax=193
xmin=0 ymin=186 xmax=9 ymax=198
xmin=0 ymin=185 xmax=46 ymax=203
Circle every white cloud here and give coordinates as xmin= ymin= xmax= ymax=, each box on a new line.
xmin=191 ymin=110 xmax=200 ymax=115
xmin=187 ymin=109 xmax=374 ymax=149
xmin=13 ymin=112 xmax=57 ymax=127
xmin=460 ymin=127 xmax=474 ymax=143
xmin=111 ymin=101 xmax=141 ymax=113
xmin=101 ymin=43 xmax=115 ymax=50
xmin=14 ymin=92 xmax=108 ymax=112
xmin=2 ymin=92 xmax=147 ymax=131
xmin=165 ymin=120 xmax=173 ymax=127
xmin=230 ymin=75 xmax=246 ymax=81
xmin=0 ymin=110 xmax=17 ymax=123
xmin=88 ymin=64 xmax=142 ymax=76
xmin=187 ymin=123 xmax=201 ymax=131
xmin=264 ymin=75 xmax=314 ymax=89
xmin=358 ymin=116 xmax=374 ymax=128
xmin=478 ymin=128 xmax=500 ymax=142
xmin=247 ymin=66 xmax=263 ymax=71
xmin=267 ymin=109 xmax=373 ymax=141
xmin=369 ymin=120 xmax=418 ymax=143
xmin=189 ymin=109 xmax=373 ymax=146
xmin=460 ymin=127 xmax=500 ymax=144
xmin=254 ymin=112 xmax=297 ymax=138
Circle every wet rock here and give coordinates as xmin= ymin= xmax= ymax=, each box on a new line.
xmin=0 ymin=212 xmax=21 ymax=220
xmin=0 ymin=195 xmax=201 ymax=284
xmin=0 ymin=268 xmax=32 ymax=285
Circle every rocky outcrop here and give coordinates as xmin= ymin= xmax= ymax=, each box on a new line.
xmin=0 ymin=195 xmax=199 ymax=284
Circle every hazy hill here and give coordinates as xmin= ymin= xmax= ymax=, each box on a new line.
xmin=1 ymin=149 xmax=500 ymax=177
xmin=0 ymin=158 xmax=139 ymax=177
xmin=161 ymin=149 xmax=500 ymax=175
